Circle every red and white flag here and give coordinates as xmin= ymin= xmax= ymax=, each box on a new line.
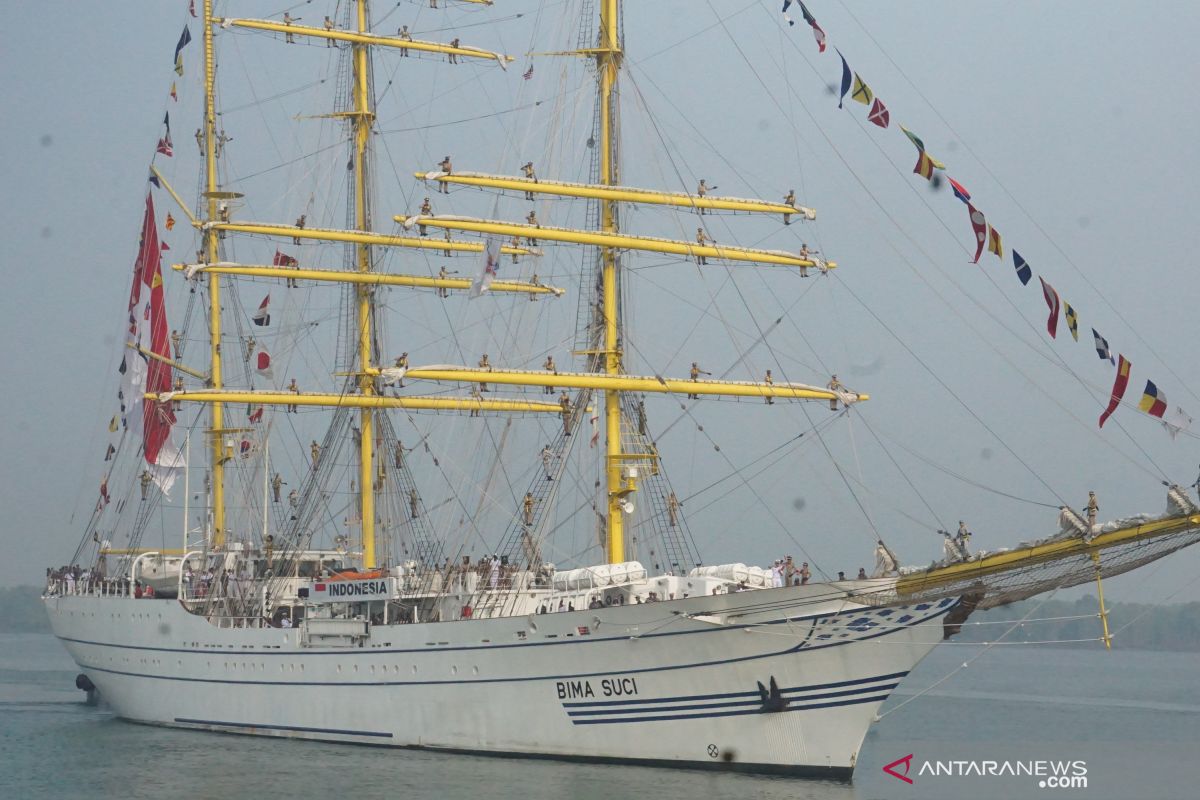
xmin=1039 ymin=277 xmax=1060 ymax=339
xmin=590 ymin=409 xmax=599 ymax=448
xmin=967 ymin=203 xmax=987 ymax=264
xmin=256 ymin=349 xmax=273 ymax=379
xmin=867 ymin=98 xmax=890 ymax=128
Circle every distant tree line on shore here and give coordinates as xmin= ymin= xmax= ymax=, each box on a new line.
xmin=3 ymin=585 xmax=1198 ymax=650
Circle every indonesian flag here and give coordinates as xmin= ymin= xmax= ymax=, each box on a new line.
xmin=967 ymin=203 xmax=987 ymax=263
xmin=253 ymin=294 xmax=271 ymax=326
xmin=273 ymin=249 xmax=297 ymax=267
xmin=1098 ymin=355 xmax=1131 ymax=428
xmin=867 ymin=97 xmax=890 ymax=128
xmin=470 ymin=236 xmax=501 ymax=298
xmin=256 ymin=349 xmax=273 ymax=379
xmin=1039 ymin=277 xmax=1060 ymax=338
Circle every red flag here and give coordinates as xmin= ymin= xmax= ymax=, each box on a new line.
xmin=160 ymin=241 xmax=170 ymax=252
xmin=253 ymin=295 xmax=271 ymax=326
xmin=867 ymin=98 xmax=890 ymax=128
xmin=273 ymin=249 xmax=297 ymax=267
xmin=156 ymin=135 xmax=173 ymax=157
xmin=248 ymin=406 xmax=264 ymax=423
xmin=967 ymin=203 xmax=987 ymax=263
xmin=1099 ymin=355 xmax=1132 ymax=428
xmin=1039 ymin=277 xmax=1060 ymax=338
xmin=100 ymin=476 xmax=111 ymax=506
xmin=137 ymin=194 xmax=176 ymax=465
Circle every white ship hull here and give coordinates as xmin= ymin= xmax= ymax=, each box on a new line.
xmin=45 ymin=584 xmax=957 ymax=778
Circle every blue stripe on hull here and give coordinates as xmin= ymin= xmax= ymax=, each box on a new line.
xmin=175 ymin=717 xmax=393 ymax=738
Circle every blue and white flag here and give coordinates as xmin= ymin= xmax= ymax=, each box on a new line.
xmin=1012 ymin=250 xmax=1032 ymax=285
xmin=1091 ymin=328 xmax=1115 ymax=365
xmin=837 ymin=50 xmax=851 ymax=108
xmin=470 ymin=236 xmax=502 ymax=298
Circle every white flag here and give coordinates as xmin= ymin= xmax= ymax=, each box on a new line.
xmin=470 ymin=236 xmax=502 ymax=298
xmin=1163 ymin=405 xmax=1193 ymax=439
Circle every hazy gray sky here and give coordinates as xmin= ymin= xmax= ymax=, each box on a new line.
xmin=2 ymin=1 xmax=1198 ymax=608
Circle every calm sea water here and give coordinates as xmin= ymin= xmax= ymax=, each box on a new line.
xmin=3 ymin=633 xmax=1197 ymax=800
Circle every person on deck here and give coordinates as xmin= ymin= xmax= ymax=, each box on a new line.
xmin=310 ymin=440 xmax=320 ymax=470
xmin=764 ymin=369 xmax=774 ymax=404
xmin=271 ymin=473 xmax=284 ymax=503
xmin=1086 ymin=491 xmax=1099 ymax=529
xmin=489 ymin=555 xmax=501 ymax=589
xmin=540 ymin=445 xmax=556 ymax=481
xmin=171 ymin=329 xmax=182 ymax=359
xmin=287 ymin=379 xmax=299 ymax=413
xmin=526 ymin=210 xmax=540 ymax=246
xmin=418 ymin=198 xmax=432 ymax=235
xmin=543 ymin=355 xmax=557 ymax=394
xmin=558 ymin=392 xmax=571 ymax=435
xmin=437 ymin=156 xmax=452 ymax=192
xmin=398 ymin=25 xmax=412 ymax=56
xmin=283 ymin=13 xmax=299 ymax=43
xmin=437 ymin=266 xmax=457 ymax=298
xmin=394 ymin=440 xmax=411 ymax=469
xmin=478 ymin=353 xmax=491 ymax=392
xmin=523 ymin=492 xmax=536 ymax=526
xmin=798 ymin=243 xmax=811 ymax=278
xmin=139 ymin=471 xmax=152 ymax=501
xmin=695 ymin=227 xmax=714 ymax=264
xmin=410 ymin=488 xmax=420 ymax=519
xmin=448 ymin=38 xmax=460 ymax=64
xmin=522 ymin=161 xmax=537 ymax=199
xmin=783 ymin=189 xmax=796 ymax=225
xmin=293 ymin=214 xmax=305 ymax=244
xmin=800 ymin=562 xmax=811 ymax=584
xmin=827 ymin=374 xmax=843 ymax=411
xmin=696 ymin=179 xmax=714 ymax=214
xmin=667 ymin=492 xmax=680 ymax=527
xmin=856 ymin=567 xmax=868 ymax=580
xmin=393 ymin=352 xmax=409 ymax=387
xmin=323 ymin=16 xmax=335 ymax=45
xmin=955 ymin=521 xmax=972 ymax=558
xmin=688 ymin=362 xmax=710 ymax=399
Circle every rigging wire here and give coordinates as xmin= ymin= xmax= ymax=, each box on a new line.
xmin=831 ymin=0 xmax=1200 ymax=408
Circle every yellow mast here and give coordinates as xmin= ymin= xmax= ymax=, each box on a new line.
xmin=352 ymin=0 xmax=377 ymax=569
xmin=598 ymin=0 xmax=624 ymax=564
xmin=202 ymin=0 xmax=227 ymax=548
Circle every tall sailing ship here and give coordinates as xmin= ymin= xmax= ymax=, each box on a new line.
xmin=44 ymin=0 xmax=1200 ymax=779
